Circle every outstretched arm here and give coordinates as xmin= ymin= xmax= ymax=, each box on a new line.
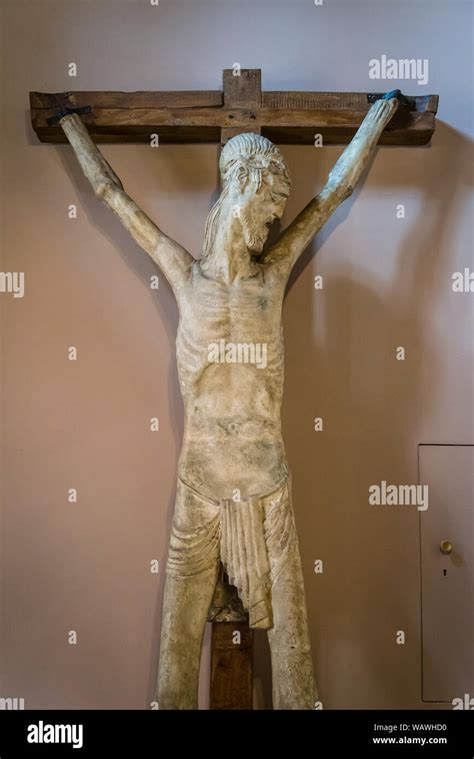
xmin=60 ymin=113 xmax=193 ymax=294
xmin=267 ymin=92 xmax=400 ymax=275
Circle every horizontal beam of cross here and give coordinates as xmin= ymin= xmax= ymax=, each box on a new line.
xmin=30 ymin=69 xmax=438 ymax=146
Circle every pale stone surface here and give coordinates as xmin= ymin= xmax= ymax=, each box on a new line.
xmin=60 ymin=94 xmax=398 ymax=709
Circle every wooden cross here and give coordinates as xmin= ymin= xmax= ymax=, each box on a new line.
xmin=30 ymin=68 xmax=438 ymax=147
xmin=29 ymin=69 xmax=438 ymax=710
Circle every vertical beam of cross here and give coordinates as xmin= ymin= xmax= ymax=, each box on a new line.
xmin=221 ymin=68 xmax=262 ymax=145
xmin=208 ymin=68 xmax=261 ymax=711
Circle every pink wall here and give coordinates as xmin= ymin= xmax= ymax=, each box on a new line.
xmin=1 ymin=0 xmax=472 ymax=709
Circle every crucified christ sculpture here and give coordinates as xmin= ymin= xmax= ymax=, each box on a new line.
xmin=59 ymin=89 xmax=401 ymax=710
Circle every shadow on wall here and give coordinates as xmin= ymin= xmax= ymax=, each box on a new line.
xmin=255 ymin=121 xmax=473 ymax=709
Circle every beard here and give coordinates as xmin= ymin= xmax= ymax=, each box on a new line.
xmin=240 ymin=204 xmax=269 ymax=253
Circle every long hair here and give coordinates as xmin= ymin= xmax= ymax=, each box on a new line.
xmin=201 ymin=133 xmax=291 ymax=268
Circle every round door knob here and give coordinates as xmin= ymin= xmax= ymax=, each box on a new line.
xmin=439 ymin=540 xmax=453 ymax=555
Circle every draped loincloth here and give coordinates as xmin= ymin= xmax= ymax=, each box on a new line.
xmin=166 ymin=473 xmax=294 ymax=630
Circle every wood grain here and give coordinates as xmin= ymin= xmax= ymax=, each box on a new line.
xmin=210 ymin=621 xmax=253 ymax=710
xmin=29 ymin=68 xmax=438 ymax=146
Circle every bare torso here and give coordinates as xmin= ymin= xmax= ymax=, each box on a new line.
xmin=58 ymin=101 xmax=398 ymax=505
xmin=176 ymin=262 xmax=288 ymax=499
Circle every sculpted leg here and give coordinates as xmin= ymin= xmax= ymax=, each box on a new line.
xmin=157 ymin=480 xmax=220 ymax=709
xmin=264 ymin=481 xmax=318 ymax=709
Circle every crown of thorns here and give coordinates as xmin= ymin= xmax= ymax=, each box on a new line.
xmin=220 ymin=133 xmax=289 ymax=184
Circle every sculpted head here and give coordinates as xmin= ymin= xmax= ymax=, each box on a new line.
xmin=202 ymin=133 xmax=291 ymax=265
